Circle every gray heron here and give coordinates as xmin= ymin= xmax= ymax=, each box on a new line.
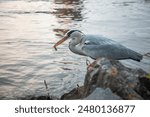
xmin=53 ymin=30 xmax=143 ymax=62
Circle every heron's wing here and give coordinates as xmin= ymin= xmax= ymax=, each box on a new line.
xmin=82 ymin=35 xmax=117 ymax=45
xmin=82 ymin=43 xmax=128 ymax=60
xmin=80 ymin=35 xmax=142 ymax=61
xmin=82 ymin=41 xmax=143 ymax=61
xmin=81 ymin=35 xmax=125 ymax=59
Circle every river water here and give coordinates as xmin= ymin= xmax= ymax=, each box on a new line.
xmin=0 ymin=0 xmax=150 ymax=99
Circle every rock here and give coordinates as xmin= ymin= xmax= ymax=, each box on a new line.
xmin=61 ymin=58 xmax=150 ymax=100
xmin=60 ymin=86 xmax=84 ymax=100
xmin=84 ymin=88 xmax=122 ymax=100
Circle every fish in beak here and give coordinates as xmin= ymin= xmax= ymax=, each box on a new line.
xmin=53 ymin=36 xmax=68 ymax=51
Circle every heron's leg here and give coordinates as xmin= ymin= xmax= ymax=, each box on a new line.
xmin=110 ymin=67 xmax=118 ymax=77
xmin=86 ymin=58 xmax=91 ymax=66
xmin=86 ymin=57 xmax=118 ymax=77
xmin=87 ymin=58 xmax=101 ymax=70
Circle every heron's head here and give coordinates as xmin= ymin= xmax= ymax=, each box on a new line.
xmin=53 ymin=30 xmax=84 ymax=50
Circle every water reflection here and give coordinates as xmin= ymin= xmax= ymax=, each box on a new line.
xmin=54 ymin=0 xmax=83 ymax=5
xmin=54 ymin=7 xmax=83 ymax=21
xmin=53 ymin=0 xmax=84 ymax=36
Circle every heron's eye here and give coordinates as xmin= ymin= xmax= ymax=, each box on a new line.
xmin=84 ymin=41 xmax=90 ymax=45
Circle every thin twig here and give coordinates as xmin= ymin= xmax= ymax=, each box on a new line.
xmin=44 ymin=80 xmax=50 ymax=99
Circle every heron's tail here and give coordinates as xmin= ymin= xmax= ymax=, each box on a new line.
xmin=129 ymin=50 xmax=143 ymax=62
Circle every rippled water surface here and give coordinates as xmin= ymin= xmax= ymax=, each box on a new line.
xmin=0 ymin=0 xmax=150 ymax=99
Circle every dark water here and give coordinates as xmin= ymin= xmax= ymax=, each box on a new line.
xmin=0 ymin=0 xmax=150 ymax=99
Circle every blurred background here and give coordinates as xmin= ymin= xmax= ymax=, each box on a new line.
xmin=0 ymin=0 xmax=150 ymax=99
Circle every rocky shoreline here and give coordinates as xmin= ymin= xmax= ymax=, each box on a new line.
xmin=61 ymin=58 xmax=150 ymax=100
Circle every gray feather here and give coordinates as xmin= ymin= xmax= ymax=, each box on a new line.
xmin=81 ymin=35 xmax=143 ymax=61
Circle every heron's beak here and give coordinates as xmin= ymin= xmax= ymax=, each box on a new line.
xmin=53 ymin=36 xmax=68 ymax=51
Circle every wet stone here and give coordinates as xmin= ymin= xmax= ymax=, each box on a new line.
xmin=61 ymin=58 xmax=149 ymax=100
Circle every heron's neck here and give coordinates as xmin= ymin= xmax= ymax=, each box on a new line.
xmin=69 ymin=44 xmax=85 ymax=56
xmin=69 ymin=44 xmax=77 ymax=53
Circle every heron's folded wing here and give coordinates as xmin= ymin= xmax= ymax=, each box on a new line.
xmin=83 ymin=35 xmax=118 ymax=45
xmin=82 ymin=43 xmax=130 ymax=60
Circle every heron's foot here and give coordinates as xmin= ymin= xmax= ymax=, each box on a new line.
xmin=87 ymin=63 xmax=94 ymax=71
xmin=110 ymin=67 xmax=118 ymax=77
xmin=87 ymin=58 xmax=101 ymax=71
xmin=86 ymin=59 xmax=94 ymax=71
